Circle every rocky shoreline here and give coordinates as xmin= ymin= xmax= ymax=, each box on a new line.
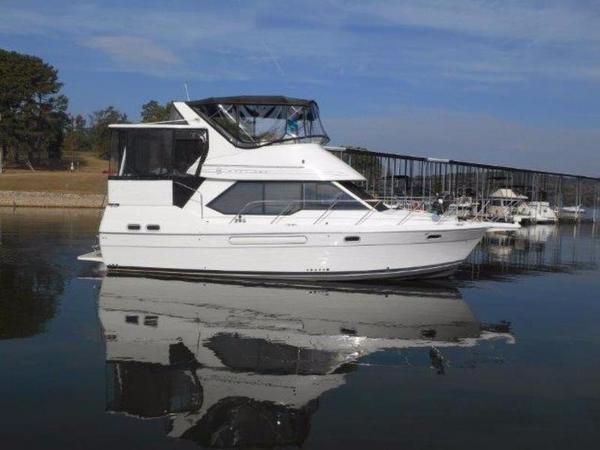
xmin=0 ymin=191 xmax=106 ymax=208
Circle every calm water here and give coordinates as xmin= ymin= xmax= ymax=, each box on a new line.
xmin=1 ymin=207 xmax=599 ymax=449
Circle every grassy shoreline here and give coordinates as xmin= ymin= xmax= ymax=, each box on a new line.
xmin=0 ymin=153 xmax=107 ymax=195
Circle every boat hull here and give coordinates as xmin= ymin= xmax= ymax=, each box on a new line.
xmin=105 ymin=259 xmax=464 ymax=281
xmin=559 ymin=207 xmax=585 ymax=221
xmin=519 ymin=217 xmax=558 ymax=225
xmin=99 ymin=227 xmax=486 ymax=281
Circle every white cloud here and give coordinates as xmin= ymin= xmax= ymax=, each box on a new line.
xmin=2 ymin=0 xmax=600 ymax=85
xmin=85 ymin=36 xmax=180 ymax=66
xmin=339 ymin=0 xmax=600 ymax=45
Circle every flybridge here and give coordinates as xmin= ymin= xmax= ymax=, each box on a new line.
xmin=106 ymin=99 xmax=365 ymax=184
xmin=187 ymin=95 xmax=329 ymax=148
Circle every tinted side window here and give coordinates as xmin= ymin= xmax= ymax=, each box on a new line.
xmin=208 ymin=181 xmax=366 ymax=215
xmin=304 ymin=182 xmax=364 ymax=210
xmin=208 ymin=182 xmax=264 ymax=214
xmin=264 ymin=182 xmax=303 ymax=214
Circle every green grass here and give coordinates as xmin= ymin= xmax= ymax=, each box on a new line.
xmin=0 ymin=153 xmax=108 ymax=195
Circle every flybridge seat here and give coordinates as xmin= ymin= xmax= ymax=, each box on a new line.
xmin=187 ymin=95 xmax=330 ymax=148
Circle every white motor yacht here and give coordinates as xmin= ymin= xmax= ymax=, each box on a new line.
xmin=487 ymin=189 xmax=529 ymax=224
xmin=517 ymin=201 xmax=558 ymax=224
xmin=79 ymin=96 xmax=506 ymax=280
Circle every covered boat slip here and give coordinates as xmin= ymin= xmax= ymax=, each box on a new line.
xmin=329 ymin=146 xmax=600 ymax=222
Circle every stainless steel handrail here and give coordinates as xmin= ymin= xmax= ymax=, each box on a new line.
xmin=230 ymin=199 xmax=378 ymax=224
xmin=355 ymin=199 xmax=385 ymax=225
xmin=271 ymin=201 xmax=297 ymax=224
xmin=313 ymin=193 xmax=344 ymax=225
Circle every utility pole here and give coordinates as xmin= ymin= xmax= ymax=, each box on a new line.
xmin=0 ymin=112 xmax=3 ymax=174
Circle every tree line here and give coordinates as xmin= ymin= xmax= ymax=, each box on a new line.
xmin=0 ymin=48 xmax=172 ymax=171
xmin=62 ymin=101 xmax=170 ymax=157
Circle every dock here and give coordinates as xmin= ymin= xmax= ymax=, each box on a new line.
xmin=328 ymin=146 xmax=600 ymax=222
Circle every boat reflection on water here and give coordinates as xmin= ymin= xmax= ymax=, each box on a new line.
xmin=99 ymin=276 xmax=513 ymax=448
xmin=512 ymin=224 xmax=558 ymax=245
xmin=462 ymin=223 xmax=598 ymax=280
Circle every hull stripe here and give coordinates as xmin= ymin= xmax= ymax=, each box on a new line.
xmin=106 ymin=260 xmax=465 ymax=281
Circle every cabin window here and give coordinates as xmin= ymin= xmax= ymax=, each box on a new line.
xmin=302 ymin=182 xmax=362 ymax=210
xmin=210 ymin=182 xmax=265 ymax=214
xmin=207 ymin=181 xmax=366 ymax=215
xmin=264 ymin=182 xmax=304 ymax=214
xmin=109 ymin=128 xmax=208 ymax=178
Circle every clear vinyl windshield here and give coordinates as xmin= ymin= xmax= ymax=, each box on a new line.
xmin=191 ymin=101 xmax=329 ymax=148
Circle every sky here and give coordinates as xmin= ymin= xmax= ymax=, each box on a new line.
xmin=1 ymin=0 xmax=599 ymax=175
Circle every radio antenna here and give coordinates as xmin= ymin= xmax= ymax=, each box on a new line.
xmin=184 ymin=83 xmax=191 ymax=101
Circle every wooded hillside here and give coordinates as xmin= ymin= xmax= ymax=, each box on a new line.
xmin=0 ymin=48 xmax=171 ymax=173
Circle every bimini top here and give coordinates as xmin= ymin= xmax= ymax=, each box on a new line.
xmin=188 ymin=95 xmax=316 ymax=107
xmin=187 ymin=95 xmax=329 ymax=148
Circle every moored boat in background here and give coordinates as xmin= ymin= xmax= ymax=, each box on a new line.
xmin=486 ymin=189 xmax=528 ymax=224
xmin=558 ymin=205 xmax=585 ymax=222
xmin=517 ymin=201 xmax=558 ymax=224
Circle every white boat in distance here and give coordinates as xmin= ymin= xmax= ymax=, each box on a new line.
xmin=80 ymin=96 xmax=513 ymax=280
xmin=518 ymin=201 xmax=558 ymax=224
xmin=487 ymin=189 xmax=557 ymax=224
xmin=486 ymin=189 xmax=528 ymax=223
xmin=558 ymin=205 xmax=585 ymax=221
